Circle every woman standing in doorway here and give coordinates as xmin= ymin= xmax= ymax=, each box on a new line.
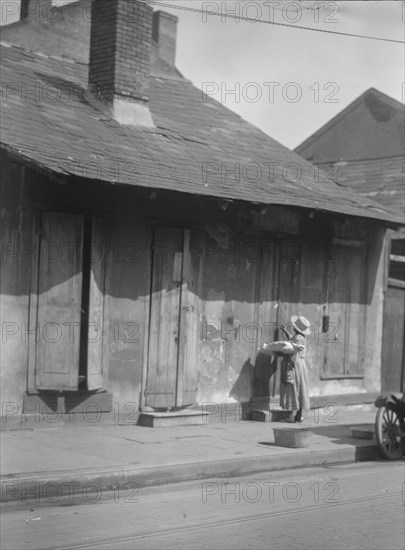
xmin=279 ymin=315 xmax=311 ymax=423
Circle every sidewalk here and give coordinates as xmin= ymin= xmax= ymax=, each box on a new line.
xmin=0 ymin=406 xmax=380 ymax=503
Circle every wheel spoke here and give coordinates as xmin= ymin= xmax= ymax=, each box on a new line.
xmin=376 ymin=403 xmax=405 ymax=458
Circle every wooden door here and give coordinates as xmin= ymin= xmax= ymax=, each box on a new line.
xmin=323 ymin=243 xmax=366 ymax=377
xmin=35 ymin=212 xmax=84 ymax=390
xmin=177 ymin=230 xmax=201 ymax=406
xmin=381 ymin=280 xmax=405 ymax=391
xmin=276 ymin=245 xmax=302 ymax=394
xmin=145 ymin=227 xmax=200 ymax=409
xmin=254 ymin=238 xmax=281 ymax=398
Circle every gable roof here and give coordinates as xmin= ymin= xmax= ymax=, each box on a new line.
xmin=294 ymin=88 xmax=404 ymax=157
xmin=0 ymin=41 xmax=403 ymax=225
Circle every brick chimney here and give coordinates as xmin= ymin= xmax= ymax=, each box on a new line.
xmin=153 ymin=11 xmax=178 ymax=66
xmin=88 ymin=0 xmax=154 ymax=127
xmin=20 ymin=0 xmax=53 ymax=22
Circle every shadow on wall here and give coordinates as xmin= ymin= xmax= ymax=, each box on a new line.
xmin=253 ymin=351 xmax=278 ymax=398
xmin=229 ymin=359 xmax=255 ymax=402
xmin=228 ymin=351 xmax=280 ymax=403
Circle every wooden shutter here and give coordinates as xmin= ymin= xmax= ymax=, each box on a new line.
xmin=381 ymin=281 xmax=405 ymax=391
xmin=323 ymin=243 xmax=366 ymax=376
xmin=254 ymin=237 xmax=281 ymax=398
xmin=146 ymin=228 xmax=183 ymax=408
xmin=177 ymin=230 xmax=201 ymax=407
xmin=35 ymin=213 xmax=83 ymax=390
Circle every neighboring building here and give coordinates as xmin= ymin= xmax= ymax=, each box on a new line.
xmin=0 ymin=1 xmax=403 ymax=420
xmin=295 ymin=88 xmax=405 ymax=392
xmin=294 ymin=87 xmax=404 ymax=163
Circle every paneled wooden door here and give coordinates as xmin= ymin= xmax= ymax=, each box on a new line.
xmin=34 ymin=212 xmax=105 ymax=391
xmin=145 ymin=227 xmax=201 ymax=409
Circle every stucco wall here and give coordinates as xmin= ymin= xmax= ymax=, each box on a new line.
xmin=0 ymin=158 xmax=389 ymax=414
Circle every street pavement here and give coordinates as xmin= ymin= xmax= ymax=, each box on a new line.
xmin=0 ymin=405 xmax=382 ymax=504
xmin=1 ymin=462 xmax=403 ymax=549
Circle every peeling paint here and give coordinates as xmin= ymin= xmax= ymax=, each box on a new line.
xmin=111 ymin=340 xmax=128 ymax=354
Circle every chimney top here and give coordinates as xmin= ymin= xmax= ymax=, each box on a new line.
xmin=153 ymin=10 xmax=178 ymax=67
xmin=21 ymin=0 xmax=53 ymax=22
xmin=88 ymin=0 xmax=154 ymax=127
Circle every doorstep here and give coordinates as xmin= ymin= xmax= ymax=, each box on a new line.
xmin=137 ymin=409 xmax=210 ymax=427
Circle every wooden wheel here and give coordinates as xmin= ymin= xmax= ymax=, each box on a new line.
xmin=375 ymin=403 xmax=405 ymax=460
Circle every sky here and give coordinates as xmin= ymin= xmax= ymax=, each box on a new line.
xmin=1 ymin=0 xmax=404 ymax=149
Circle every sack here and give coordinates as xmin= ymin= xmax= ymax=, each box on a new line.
xmin=260 ymin=341 xmax=294 ymax=354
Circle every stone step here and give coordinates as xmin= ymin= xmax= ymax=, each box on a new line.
xmin=137 ymin=409 xmax=210 ymax=427
xmin=248 ymin=407 xmax=287 ymax=422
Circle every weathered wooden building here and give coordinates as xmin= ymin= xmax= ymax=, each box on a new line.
xmin=295 ymin=88 xmax=405 ymax=393
xmin=1 ymin=1 xmax=403 ymax=419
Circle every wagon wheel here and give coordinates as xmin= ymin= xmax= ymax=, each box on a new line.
xmin=375 ymin=403 xmax=405 ymax=460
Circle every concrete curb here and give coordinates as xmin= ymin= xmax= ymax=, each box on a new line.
xmin=0 ymin=443 xmax=380 ymax=504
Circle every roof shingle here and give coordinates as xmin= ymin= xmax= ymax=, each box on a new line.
xmin=0 ymin=41 xmax=403 ymax=225
xmin=331 ymin=156 xmax=404 ymax=214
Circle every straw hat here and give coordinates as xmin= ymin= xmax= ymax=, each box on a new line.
xmin=291 ymin=315 xmax=311 ymax=335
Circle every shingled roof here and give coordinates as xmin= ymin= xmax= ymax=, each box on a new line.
xmin=294 ymin=86 xmax=404 ymax=220
xmin=0 ymin=39 xmax=402 ymax=225
xmin=331 ymin=156 xmax=404 ymax=214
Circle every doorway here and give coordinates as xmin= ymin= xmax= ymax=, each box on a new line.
xmin=145 ymin=227 xmax=202 ymax=409
xmin=31 ymin=212 xmax=106 ymax=392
